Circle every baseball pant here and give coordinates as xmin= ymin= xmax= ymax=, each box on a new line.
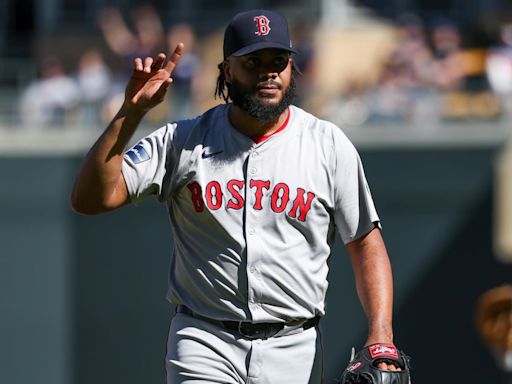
xmin=165 ymin=312 xmax=323 ymax=384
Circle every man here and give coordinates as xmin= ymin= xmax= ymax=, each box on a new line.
xmin=72 ymin=9 xmax=401 ymax=383
xmin=476 ymin=285 xmax=512 ymax=384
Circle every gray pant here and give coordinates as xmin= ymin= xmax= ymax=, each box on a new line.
xmin=166 ymin=312 xmax=323 ymax=383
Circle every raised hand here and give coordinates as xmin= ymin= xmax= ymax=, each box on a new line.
xmin=124 ymin=43 xmax=184 ymax=114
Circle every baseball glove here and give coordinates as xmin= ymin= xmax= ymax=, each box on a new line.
xmin=338 ymin=343 xmax=411 ymax=384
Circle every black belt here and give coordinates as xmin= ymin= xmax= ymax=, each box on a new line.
xmin=176 ymin=305 xmax=320 ymax=340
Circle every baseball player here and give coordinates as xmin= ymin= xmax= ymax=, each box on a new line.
xmin=71 ymin=9 xmax=409 ymax=384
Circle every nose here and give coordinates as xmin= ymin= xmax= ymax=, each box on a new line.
xmin=258 ymin=71 xmax=277 ymax=81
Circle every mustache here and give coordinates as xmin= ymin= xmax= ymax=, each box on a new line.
xmin=255 ymin=79 xmax=282 ymax=90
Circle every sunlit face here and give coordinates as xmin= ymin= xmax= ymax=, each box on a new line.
xmin=224 ymin=49 xmax=295 ymax=121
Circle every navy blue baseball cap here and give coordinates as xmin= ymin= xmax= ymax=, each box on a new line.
xmin=223 ymin=9 xmax=297 ymax=59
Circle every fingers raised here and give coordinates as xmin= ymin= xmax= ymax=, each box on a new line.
xmin=144 ymin=57 xmax=154 ymax=73
xmin=134 ymin=57 xmax=143 ymax=72
xmin=164 ymin=43 xmax=185 ymax=74
xmin=133 ymin=45 xmax=183 ymax=76
xmin=151 ymin=53 xmax=166 ymax=71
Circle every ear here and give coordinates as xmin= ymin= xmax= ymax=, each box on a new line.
xmin=223 ymin=59 xmax=232 ymax=84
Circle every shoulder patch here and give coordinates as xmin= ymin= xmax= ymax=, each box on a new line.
xmin=126 ymin=144 xmax=150 ymax=164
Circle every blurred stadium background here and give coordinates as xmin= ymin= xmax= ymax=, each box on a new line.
xmin=1 ymin=0 xmax=512 ymax=383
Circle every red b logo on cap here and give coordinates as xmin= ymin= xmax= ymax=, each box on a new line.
xmin=254 ymin=16 xmax=271 ymax=36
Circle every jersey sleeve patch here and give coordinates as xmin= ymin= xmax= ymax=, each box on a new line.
xmin=126 ymin=143 xmax=150 ymax=164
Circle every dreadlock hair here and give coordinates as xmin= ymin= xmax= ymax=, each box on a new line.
xmin=215 ymin=62 xmax=230 ymax=103
xmin=214 ymin=59 xmax=302 ymax=103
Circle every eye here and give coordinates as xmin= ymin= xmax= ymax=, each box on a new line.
xmin=274 ymin=56 xmax=287 ymax=66
xmin=244 ymin=57 xmax=260 ymax=69
xmin=272 ymin=56 xmax=289 ymax=71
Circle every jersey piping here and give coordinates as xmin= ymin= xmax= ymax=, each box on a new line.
xmin=250 ymin=107 xmax=291 ymax=143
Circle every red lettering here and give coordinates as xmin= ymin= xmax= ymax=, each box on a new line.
xmin=249 ymin=179 xmax=270 ymax=210
xmin=205 ymin=181 xmax=223 ymax=210
xmin=187 ymin=182 xmax=204 ymax=213
xmin=227 ymin=179 xmax=244 ymax=209
xmin=271 ymin=183 xmax=290 ymax=213
xmin=289 ymin=188 xmax=316 ymax=222
xmin=188 ymin=180 xmax=315 ymax=221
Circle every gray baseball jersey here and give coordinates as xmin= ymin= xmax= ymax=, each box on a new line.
xmin=122 ymin=104 xmax=379 ymax=323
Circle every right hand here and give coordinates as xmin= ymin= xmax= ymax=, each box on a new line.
xmin=124 ymin=43 xmax=184 ymax=114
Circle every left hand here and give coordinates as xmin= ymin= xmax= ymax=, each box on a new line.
xmin=338 ymin=343 xmax=411 ymax=384
xmin=365 ymin=341 xmax=402 ymax=371
xmin=376 ymin=361 xmax=401 ymax=371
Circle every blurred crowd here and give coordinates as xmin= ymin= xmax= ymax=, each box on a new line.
xmin=336 ymin=13 xmax=508 ymax=127
xmin=13 ymin=4 xmax=512 ymax=130
xmin=17 ymin=4 xmax=203 ymax=130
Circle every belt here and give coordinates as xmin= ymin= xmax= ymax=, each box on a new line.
xmin=176 ymin=305 xmax=320 ymax=340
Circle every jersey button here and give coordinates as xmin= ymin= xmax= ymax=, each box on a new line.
xmin=248 ymin=228 xmax=256 ymax=235
xmin=249 ymin=167 xmax=257 ymax=175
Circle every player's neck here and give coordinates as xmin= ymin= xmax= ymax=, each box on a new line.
xmin=229 ymin=105 xmax=289 ymax=139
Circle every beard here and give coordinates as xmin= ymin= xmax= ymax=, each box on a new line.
xmin=228 ymin=76 xmax=296 ymax=123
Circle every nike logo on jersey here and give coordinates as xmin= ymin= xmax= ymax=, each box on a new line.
xmin=201 ymin=149 xmax=224 ymax=159
xmin=186 ymin=179 xmax=316 ymax=222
